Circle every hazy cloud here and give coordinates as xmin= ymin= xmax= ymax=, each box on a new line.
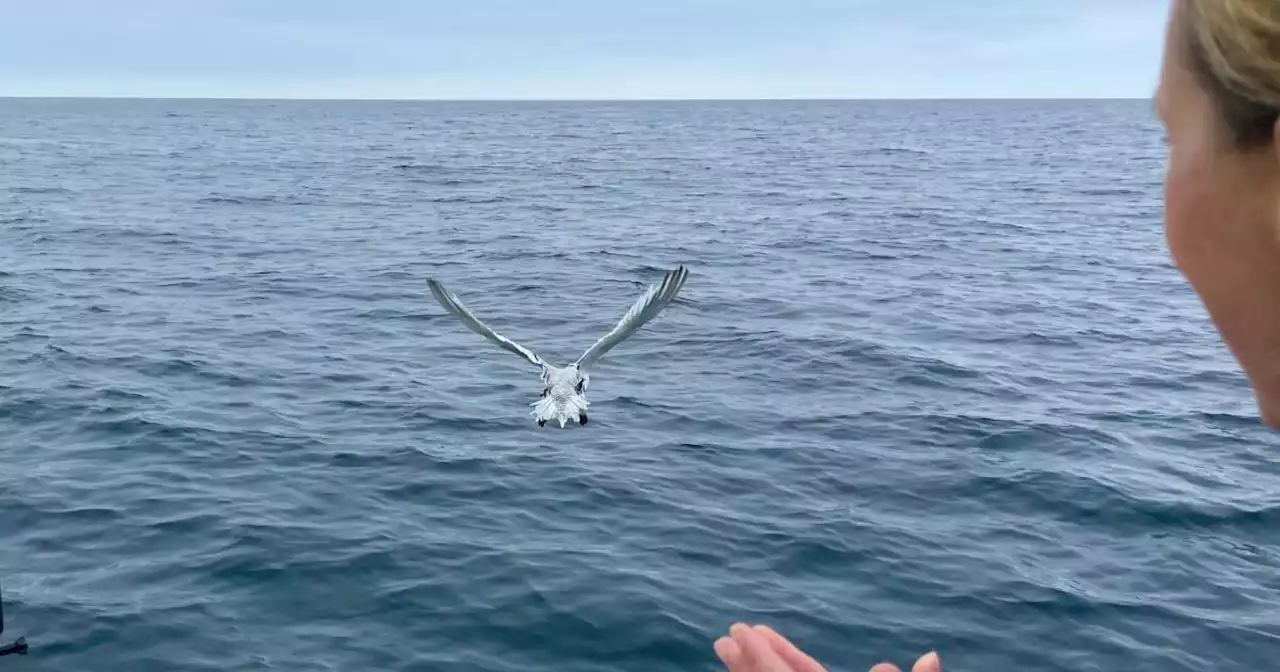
xmin=0 ymin=0 xmax=1169 ymax=98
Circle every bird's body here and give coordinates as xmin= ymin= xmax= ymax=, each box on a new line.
xmin=533 ymin=364 xmax=591 ymax=428
xmin=427 ymin=265 xmax=689 ymax=427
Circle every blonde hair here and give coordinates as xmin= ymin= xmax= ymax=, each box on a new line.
xmin=1186 ymin=0 xmax=1280 ymax=147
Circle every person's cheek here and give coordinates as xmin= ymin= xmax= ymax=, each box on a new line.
xmin=1162 ymin=145 xmax=1217 ymax=277
xmin=1164 ymin=146 xmax=1280 ymax=427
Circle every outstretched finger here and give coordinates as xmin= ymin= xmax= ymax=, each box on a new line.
xmin=715 ymin=636 xmax=746 ymax=671
xmin=912 ymin=652 xmax=941 ymax=672
xmin=730 ymin=623 xmax=791 ymax=671
xmin=755 ymin=625 xmax=826 ymax=672
xmin=869 ymin=665 xmax=902 ymax=672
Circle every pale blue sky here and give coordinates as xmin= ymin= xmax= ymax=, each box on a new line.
xmin=2 ymin=0 xmax=1169 ymax=99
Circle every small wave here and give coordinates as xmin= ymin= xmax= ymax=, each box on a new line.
xmin=198 ymin=194 xmax=276 ymax=205
xmin=954 ymin=467 xmax=1280 ymax=535
xmin=392 ymin=162 xmax=447 ymax=172
xmin=1077 ymin=187 xmax=1141 ymax=196
xmin=843 ymin=146 xmax=931 ymax=159
xmin=408 ymin=177 xmax=484 ymax=187
xmin=9 ymin=186 xmax=69 ymax=195
xmin=973 ymin=331 xmax=1080 ymax=348
xmin=429 ymin=195 xmax=506 ymax=205
xmin=83 ymin=414 xmax=203 ymax=443
xmin=197 ymin=193 xmax=324 ymax=206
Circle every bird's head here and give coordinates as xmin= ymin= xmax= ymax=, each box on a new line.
xmin=531 ymin=364 xmax=590 ymax=427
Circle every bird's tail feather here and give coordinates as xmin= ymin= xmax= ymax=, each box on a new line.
xmin=530 ymin=394 xmax=589 ymax=426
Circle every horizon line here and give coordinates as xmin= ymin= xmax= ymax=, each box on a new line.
xmin=0 ymin=94 xmax=1151 ymax=103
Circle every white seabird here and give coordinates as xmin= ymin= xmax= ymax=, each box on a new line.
xmin=427 ymin=265 xmax=690 ymax=427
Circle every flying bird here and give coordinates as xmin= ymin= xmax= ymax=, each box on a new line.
xmin=427 ymin=265 xmax=690 ymax=427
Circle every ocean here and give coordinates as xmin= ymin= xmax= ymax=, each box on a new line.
xmin=0 ymin=98 xmax=1276 ymax=671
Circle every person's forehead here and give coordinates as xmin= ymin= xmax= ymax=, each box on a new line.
xmin=1156 ymin=1 xmax=1196 ymax=108
xmin=1153 ymin=10 xmax=1177 ymax=125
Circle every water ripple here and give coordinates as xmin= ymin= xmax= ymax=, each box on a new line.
xmin=0 ymin=98 xmax=1276 ymax=672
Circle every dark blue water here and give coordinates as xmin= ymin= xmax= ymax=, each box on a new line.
xmin=1 ymin=98 xmax=1277 ymax=671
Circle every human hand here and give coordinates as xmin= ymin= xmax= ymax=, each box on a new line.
xmin=713 ymin=622 xmax=941 ymax=672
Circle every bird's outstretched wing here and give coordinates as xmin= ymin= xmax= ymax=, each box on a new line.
xmin=427 ymin=278 xmax=545 ymax=368
xmin=574 ymin=265 xmax=689 ymax=370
